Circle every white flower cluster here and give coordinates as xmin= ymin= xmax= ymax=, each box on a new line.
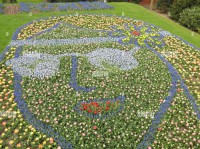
xmin=9 ymin=37 xmax=119 ymax=47
xmin=159 ymin=30 xmax=171 ymax=37
xmin=6 ymin=52 xmax=60 ymax=79
xmin=85 ymin=47 xmax=140 ymax=70
xmin=6 ymin=46 xmax=140 ymax=79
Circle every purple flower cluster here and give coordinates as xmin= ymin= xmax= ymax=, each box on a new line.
xmin=36 ymin=3 xmax=54 ymax=12
xmin=19 ymin=2 xmax=30 ymax=12
xmin=0 ymin=4 xmax=4 ymax=14
xmin=57 ymin=2 xmax=80 ymax=11
xmin=93 ymin=1 xmax=113 ymax=9
xmin=19 ymin=2 xmax=113 ymax=13
xmin=78 ymin=1 xmax=98 ymax=10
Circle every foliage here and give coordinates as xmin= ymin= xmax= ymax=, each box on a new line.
xmin=157 ymin=0 xmax=174 ymax=13
xmin=170 ymin=0 xmax=200 ymax=21
xmin=179 ymin=6 xmax=200 ymax=32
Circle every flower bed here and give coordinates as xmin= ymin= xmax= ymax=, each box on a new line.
xmin=19 ymin=2 xmax=113 ymax=13
xmin=0 ymin=4 xmax=3 ymax=14
xmin=0 ymin=14 xmax=200 ymax=149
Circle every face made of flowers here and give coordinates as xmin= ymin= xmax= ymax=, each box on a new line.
xmin=5 ymin=16 xmax=172 ymax=119
xmin=4 ymin=16 xmax=175 ymax=149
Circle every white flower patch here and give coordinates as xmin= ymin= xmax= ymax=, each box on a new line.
xmin=159 ymin=30 xmax=171 ymax=37
xmin=86 ymin=47 xmax=140 ymax=70
xmin=6 ymin=46 xmax=140 ymax=79
xmin=6 ymin=52 xmax=60 ymax=79
xmin=9 ymin=37 xmax=119 ymax=47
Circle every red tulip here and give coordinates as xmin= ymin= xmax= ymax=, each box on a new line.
xmin=93 ymin=126 xmax=97 ymax=130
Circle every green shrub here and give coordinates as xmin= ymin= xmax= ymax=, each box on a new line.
xmin=157 ymin=0 xmax=174 ymax=13
xmin=179 ymin=6 xmax=200 ymax=32
xmin=2 ymin=0 xmax=17 ymax=3
xmin=170 ymin=0 xmax=199 ymax=21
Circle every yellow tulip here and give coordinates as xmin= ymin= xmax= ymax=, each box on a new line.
xmin=16 ymin=143 xmax=21 ymax=147
xmin=9 ymin=140 xmax=14 ymax=145
xmin=14 ymin=129 xmax=19 ymax=134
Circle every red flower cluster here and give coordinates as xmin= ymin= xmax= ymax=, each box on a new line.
xmin=131 ymin=30 xmax=140 ymax=36
xmin=80 ymin=100 xmax=113 ymax=115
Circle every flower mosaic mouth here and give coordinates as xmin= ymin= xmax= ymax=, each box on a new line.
xmin=74 ymin=95 xmax=125 ymax=119
xmin=1 ymin=14 xmax=200 ymax=149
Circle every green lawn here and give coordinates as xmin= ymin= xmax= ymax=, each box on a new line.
xmin=0 ymin=2 xmax=200 ymax=53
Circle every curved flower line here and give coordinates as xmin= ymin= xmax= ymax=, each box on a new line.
xmin=74 ymin=95 xmax=125 ymax=119
xmin=0 ymin=46 xmax=11 ymax=62
xmin=135 ymin=40 xmax=200 ymax=149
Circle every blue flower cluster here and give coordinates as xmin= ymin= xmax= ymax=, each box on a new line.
xmin=74 ymin=95 xmax=125 ymax=119
xmin=0 ymin=4 xmax=4 ymax=14
xmin=19 ymin=2 xmax=113 ymax=13
xmin=58 ymin=2 xmax=80 ymax=11
xmin=69 ymin=55 xmax=96 ymax=92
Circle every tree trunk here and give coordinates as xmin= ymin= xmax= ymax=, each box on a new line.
xmin=150 ymin=0 xmax=154 ymax=9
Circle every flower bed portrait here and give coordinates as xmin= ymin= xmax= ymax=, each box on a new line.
xmin=0 ymin=14 xmax=200 ymax=149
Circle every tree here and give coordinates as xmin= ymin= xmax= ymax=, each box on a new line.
xmin=150 ymin=0 xmax=154 ymax=9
